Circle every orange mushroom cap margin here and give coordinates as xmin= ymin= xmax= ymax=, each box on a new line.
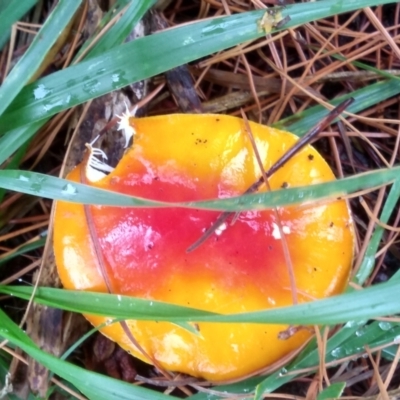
xmin=54 ymin=114 xmax=354 ymax=381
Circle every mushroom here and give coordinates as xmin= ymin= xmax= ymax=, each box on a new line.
xmin=54 ymin=114 xmax=354 ymax=381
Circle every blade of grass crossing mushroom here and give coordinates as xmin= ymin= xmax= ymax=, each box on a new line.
xmin=240 ymin=108 xmax=298 ymax=305
xmin=78 ymin=148 xmax=173 ymax=381
xmin=187 ymin=97 xmax=355 ymax=252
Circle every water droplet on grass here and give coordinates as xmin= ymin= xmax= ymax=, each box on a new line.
xmin=344 ymin=320 xmax=366 ymax=328
xmin=62 ymin=183 xmax=77 ymax=196
xmin=378 ymin=321 xmax=392 ymax=331
xmin=355 ymin=328 xmax=365 ymax=337
xmin=33 ymin=84 xmax=51 ymax=99
xmin=331 ymin=347 xmax=345 ymax=358
xmin=19 ymin=175 xmax=29 ymax=182
xmin=278 ymin=367 xmax=287 ymax=376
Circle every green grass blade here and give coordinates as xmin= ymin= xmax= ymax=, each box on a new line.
xmin=0 ymin=166 xmax=397 ymax=211
xmin=0 ymin=237 xmax=46 ymax=266
xmin=0 ymin=286 xmax=217 ymax=320
xmin=0 ymin=0 xmax=37 ymax=51
xmin=202 ymin=279 xmax=400 ymax=324
xmin=0 ymin=0 xmax=396 ymax=132
xmin=2 ymin=278 xmax=400 ymax=325
xmin=0 ymin=0 xmax=82 ymax=116
xmin=328 ymin=321 xmax=400 ymax=360
xmin=0 ymin=122 xmax=43 ymax=165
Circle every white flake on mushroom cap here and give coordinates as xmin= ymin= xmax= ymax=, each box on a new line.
xmin=215 ymin=222 xmax=227 ymax=236
xmin=271 ymin=223 xmax=291 ymax=240
xmin=117 ymin=102 xmax=137 ymax=148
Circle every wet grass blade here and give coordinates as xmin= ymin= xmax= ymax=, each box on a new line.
xmin=0 ymin=0 xmax=82 ymax=116
xmin=0 ymin=166 xmax=397 ymax=210
xmin=2 ymin=277 xmax=400 ymax=325
xmin=0 ymin=237 xmax=46 ymax=266
xmin=0 ymin=285 xmax=216 ymax=320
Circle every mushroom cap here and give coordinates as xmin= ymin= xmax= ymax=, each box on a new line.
xmin=54 ymin=114 xmax=354 ymax=381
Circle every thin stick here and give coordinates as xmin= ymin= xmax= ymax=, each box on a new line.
xmin=187 ymin=97 xmax=354 ymax=252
